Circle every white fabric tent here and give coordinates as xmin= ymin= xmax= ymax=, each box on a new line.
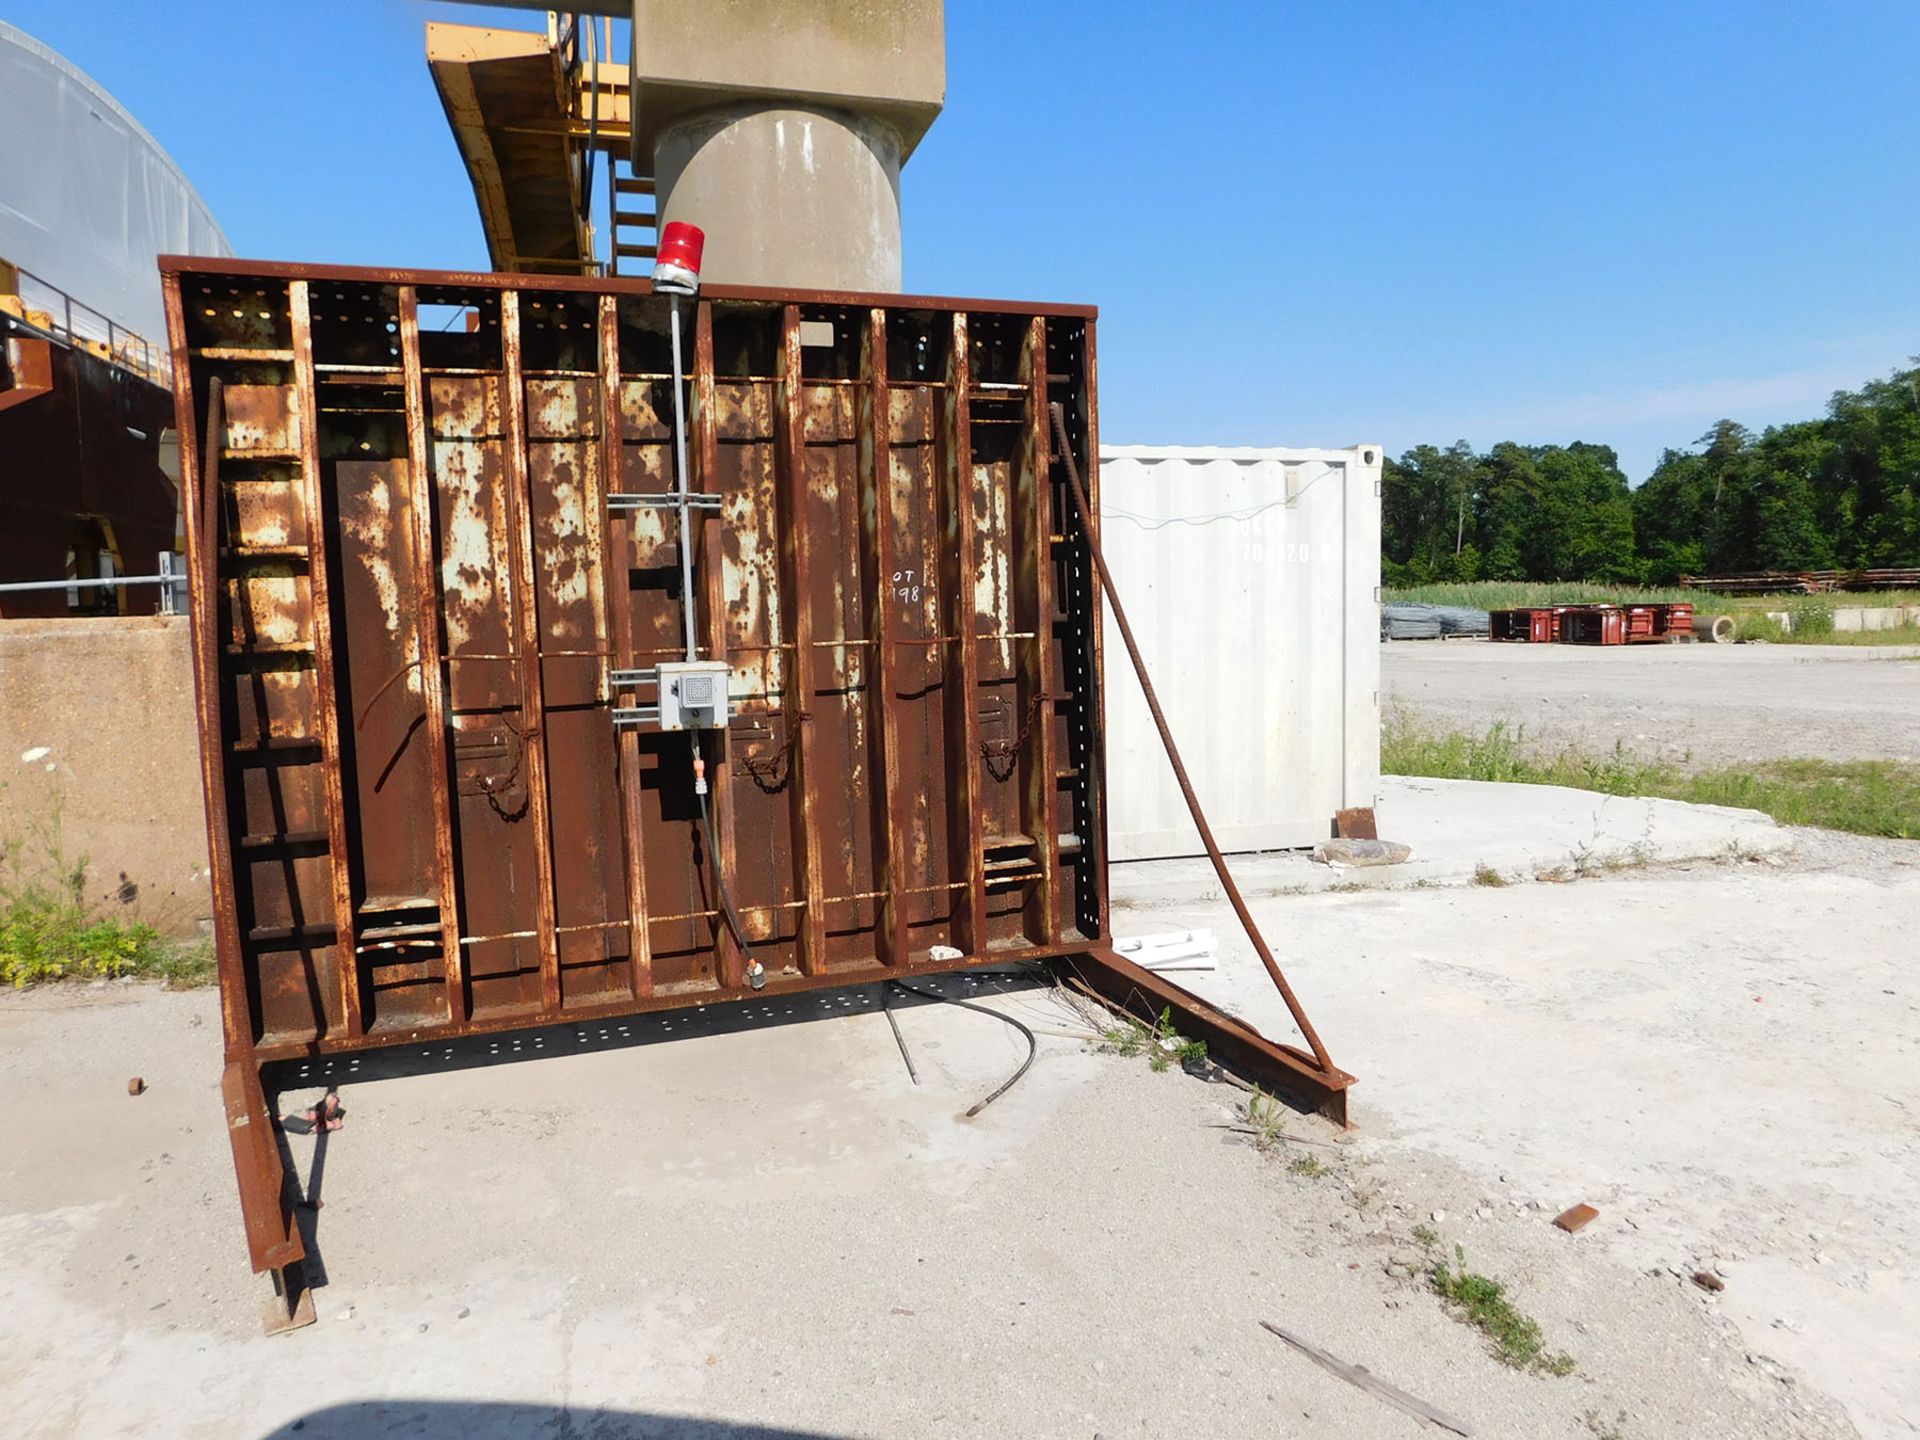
xmin=0 ymin=19 xmax=229 ymax=348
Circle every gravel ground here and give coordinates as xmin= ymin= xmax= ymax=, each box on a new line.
xmin=1382 ymin=641 xmax=1920 ymax=769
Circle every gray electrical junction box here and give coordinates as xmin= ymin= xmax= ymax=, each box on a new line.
xmin=655 ymin=660 xmax=732 ymax=730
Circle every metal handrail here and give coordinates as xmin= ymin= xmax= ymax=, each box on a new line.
xmin=2 ymin=261 xmax=165 ymax=386
xmin=0 ymin=554 xmax=187 ymax=614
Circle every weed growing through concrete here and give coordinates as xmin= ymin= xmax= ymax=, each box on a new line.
xmin=1472 ymin=862 xmax=1507 ymax=887
xmin=1571 ymin=841 xmax=1658 ymax=879
xmin=1287 ymin=1152 xmax=1327 ymax=1178
xmin=1429 ymin=1243 xmax=1576 ymax=1375
xmin=1100 ymin=1006 xmax=1206 ymax=1073
xmin=1243 ymin=1086 xmax=1289 ymax=1149
xmin=1384 ymin=713 xmax=1920 ymax=839
xmin=1411 ymin=1222 xmax=1439 ymax=1248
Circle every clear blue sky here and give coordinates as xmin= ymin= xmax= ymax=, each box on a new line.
xmin=8 ymin=0 xmax=1917 ymax=481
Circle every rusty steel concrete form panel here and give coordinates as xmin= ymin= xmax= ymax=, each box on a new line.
xmin=164 ymin=260 xmax=1355 ymax=1333
xmin=161 ymin=258 xmax=1110 ymax=1324
xmin=164 ymin=258 xmax=1105 ymax=1050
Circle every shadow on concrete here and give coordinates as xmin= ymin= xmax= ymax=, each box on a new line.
xmin=266 ymin=966 xmax=1048 ymax=1095
xmin=258 ymin=1401 xmax=849 ymax=1439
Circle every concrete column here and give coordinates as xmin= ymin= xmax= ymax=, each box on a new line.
xmin=624 ymin=0 xmax=942 ymax=294
xmin=654 ymin=105 xmax=903 ymax=292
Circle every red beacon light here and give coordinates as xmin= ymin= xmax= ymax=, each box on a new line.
xmin=651 ymin=221 xmax=705 ymax=295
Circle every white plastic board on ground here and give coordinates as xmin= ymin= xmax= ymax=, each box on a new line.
xmin=1098 ymin=445 xmax=1381 ymax=861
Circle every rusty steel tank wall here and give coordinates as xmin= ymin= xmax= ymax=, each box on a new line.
xmin=160 ymin=258 xmax=1102 ymax=1064
xmin=1 ymin=320 xmax=179 ymax=617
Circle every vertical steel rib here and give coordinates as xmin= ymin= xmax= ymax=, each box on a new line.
xmin=397 ymin=287 xmax=468 ymax=1024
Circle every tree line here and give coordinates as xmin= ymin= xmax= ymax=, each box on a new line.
xmin=1382 ymin=359 xmax=1920 ymax=585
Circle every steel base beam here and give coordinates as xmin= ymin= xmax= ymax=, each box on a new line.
xmin=1056 ymin=947 xmax=1354 ymax=1127
xmin=221 ymin=1061 xmax=316 ymax=1334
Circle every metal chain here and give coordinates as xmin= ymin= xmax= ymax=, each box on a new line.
xmin=740 ymin=710 xmax=812 ymax=793
xmin=479 ymin=713 xmax=532 ymax=821
xmin=980 ymin=691 xmax=1060 ymax=783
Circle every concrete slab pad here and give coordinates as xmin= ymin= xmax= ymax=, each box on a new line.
xmin=1114 ymin=847 xmax=1920 ymax=1440
xmin=1111 ymin=775 xmax=1790 ymax=907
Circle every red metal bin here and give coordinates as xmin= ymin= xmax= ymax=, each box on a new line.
xmin=1652 ymin=602 xmax=1693 ymax=639
xmin=1559 ymin=606 xmax=1625 ymax=645
xmin=1491 ymin=606 xmax=1558 ymax=642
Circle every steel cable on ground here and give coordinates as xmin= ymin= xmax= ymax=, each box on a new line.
xmin=886 ymin=979 xmax=1038 ymax=1117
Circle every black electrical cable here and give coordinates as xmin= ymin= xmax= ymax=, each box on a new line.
xmin=695 ymin=784 xmax=762 ymax=987
xmin=887 ymin=979 xmax=1038 ymax=1117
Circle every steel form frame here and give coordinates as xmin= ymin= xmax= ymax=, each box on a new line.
xmin=161 ymin=256 xmax=1351 ymax=1332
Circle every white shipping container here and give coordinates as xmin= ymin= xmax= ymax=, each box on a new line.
xmin=1098 ymin=445 xmax=1382 ymax=861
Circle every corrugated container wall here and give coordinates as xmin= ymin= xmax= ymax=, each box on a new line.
xmin=1098 ymin=445 xmax=1381 ymax=860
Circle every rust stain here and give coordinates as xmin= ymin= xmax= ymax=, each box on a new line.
xmin=340 ymin=475 xmax=405 ymax=644
xmin=539 ymin=450 xmax=592 ymax=641
xmin=975 ymin=469 xmax=1013 ymax=671
xmin=436 ymin=441 xmax=501 ymax=653
xmin=230 ymin=564 xmax=307 ymax=648
xmin=163 ymin=261 xmax=1177 ymax=1320
xmin=222 ymin=385 xmax=299 ymax=453
xmin=232 ymin=481 xmax=302 ymax=549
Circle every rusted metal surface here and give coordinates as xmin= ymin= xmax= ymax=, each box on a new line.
xmin=1494 ymin=603 xmax=1698 ymax=647
xmin=1 ymin=308 xmax=178 ymax=617
xmin=1559 ymin=606 xmax=1626 ymax=646
xmin=1060 ymin=950 xmax=1353 ymax=1127
xmin=1653 ymin=602 xmax=1693 ymax=639
xmin=1680 ymin=568 xmax=1920 ymax=594
xmin=166 ymin=258 xmax=1357 ymax=1327
xmin=163 ymin=258 xmax=1112 ymax=1318
xmin=1490 ymin=607 xmax=1558 ymax=643
xmin=1047 ymin=403 xmax=1349 ymax=1115
xmin=1333 ymin=807 xmax=1378 ymax=841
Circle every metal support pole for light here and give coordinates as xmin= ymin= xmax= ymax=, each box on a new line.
xmin=653 ymin=222 xmax=706 ymax=664
xmin=666 ymin=295 xmax=698 ymax=662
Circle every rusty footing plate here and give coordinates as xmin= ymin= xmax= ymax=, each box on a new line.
xmin=1057 ymin=948 xmax=1353 ymax=1127
xmin=1333 ymin=806 xmax=1377 ymax=841
xmin=262 ymin=1263 xmax=317 ymax=1336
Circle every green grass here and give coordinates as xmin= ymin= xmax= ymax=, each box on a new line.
xmin=1431 ymin=1244 xmax=1576 ymax=1375
xmin=1244 ymin=1087 xmax=1289 ymax=1149
xmin=1 ymin=817 xmax=213 ymax=989
xmin=1775 ymin=621 xmax=1920 ymax=646
xmin=1384 ymin=714 xmax=1920 ymax=839
xmin=1387 ymin=580 xmax=1740 ymax=617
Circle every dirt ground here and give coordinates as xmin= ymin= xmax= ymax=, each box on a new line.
xmin=1382 ymin=640 xmax=1920 ymax=768
xmin=5 ymin=819 xmax=1917 ymax=1438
